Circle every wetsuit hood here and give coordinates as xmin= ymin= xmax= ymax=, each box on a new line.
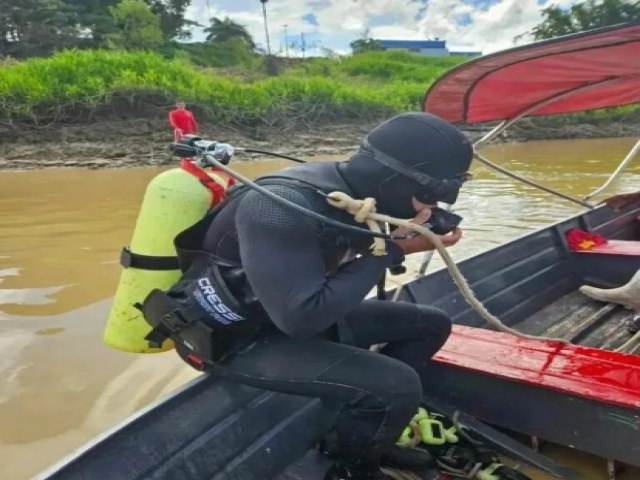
xmin=339 ymin=112 xmax=473 ymax=218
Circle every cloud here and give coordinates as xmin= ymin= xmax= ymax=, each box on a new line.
xmin=185 ymin=0 xmax=581 ymax=55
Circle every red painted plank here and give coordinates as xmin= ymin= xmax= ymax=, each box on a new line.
xmin=579 ymin=240 xmax=640 ymax=256
xmin=434 ymin=325 xmax=640 ymax=409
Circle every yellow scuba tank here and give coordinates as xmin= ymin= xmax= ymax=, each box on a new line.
xmin=104 ymin=161 xmax=232 ymax=353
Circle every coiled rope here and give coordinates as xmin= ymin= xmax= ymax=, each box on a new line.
xmin=326 ymin=191 xmax=567 ymax=344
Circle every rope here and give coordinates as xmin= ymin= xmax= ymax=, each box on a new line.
xmin=326 ymin=191 xmax=568 ymax=344
xmin=326 ymin=192 xmax=387 ymax=256
xmin=615 ymin=328 xmax=640 ymax=353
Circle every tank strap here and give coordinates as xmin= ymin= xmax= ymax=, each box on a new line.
xmin=120 ymin=246 xmax=180 ymax=271
xmin=180 ymin=159 xmax=235 ymax=207
xmin=138 ymin=289 xmax=205 ymax=349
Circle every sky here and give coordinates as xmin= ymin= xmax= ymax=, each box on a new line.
xmin=185 ymin=0 xmax=582 ymax=56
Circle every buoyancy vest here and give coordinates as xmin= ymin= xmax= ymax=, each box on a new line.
xmin=139 ymin=162 xmax=373 ymax=366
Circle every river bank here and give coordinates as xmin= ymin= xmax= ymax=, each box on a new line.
xmin=0 ymin=119 xmax=371 ymax=170
xmin=2 ymin=117 xmax=640 ymax=170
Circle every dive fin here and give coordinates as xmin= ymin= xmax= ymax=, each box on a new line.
xmin=421 ymin=395 xmax=581 ymax=480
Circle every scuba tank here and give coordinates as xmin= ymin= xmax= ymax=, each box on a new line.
xmin=103 ymin=154 xmax=233 ymax=354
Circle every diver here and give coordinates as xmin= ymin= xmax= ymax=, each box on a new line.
xmin=140 ymin=112 xmax=474 ymax=480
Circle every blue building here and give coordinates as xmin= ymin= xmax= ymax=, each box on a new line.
xmin=376 ymin=39 xmax=481 ymax=58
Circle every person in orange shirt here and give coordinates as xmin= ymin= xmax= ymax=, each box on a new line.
xmin=169 ymin=100 xmax=199 ymax=142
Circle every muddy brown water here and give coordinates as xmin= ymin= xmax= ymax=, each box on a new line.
xmin=1 ymin=138 xmax=640 ymax=480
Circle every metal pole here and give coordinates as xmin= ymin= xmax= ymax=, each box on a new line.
xmin=418 ymin=248 xmax=436 ymax=277
xmin=474 ymin=150 xmax=594 ymax=208
xmin=417 ymin=203 xmax=454 ymax=275
xmin=584 ymin=138 xmax=640 ymax=201
xmin=300 ymin=32 xmax=306 ymax=58
xmin=260 ymin=0 xmax=271 ymax=55
xmin=283 ymin=24 xmax=289 ymax=57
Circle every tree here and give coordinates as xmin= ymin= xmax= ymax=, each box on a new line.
xmin=517 ymin=0 xmax=640 ymax=41
xmin=350 ymin=29 xmax=383 ymax=54
xmin=0 ymin=0 xmax=81 ymax=58
xmin=0 ymin=0 xmax=194 ymax=58
xmin=61 ymin=0 xmax=120 ymax=47
xmin=204 ymin=17 xmax=256 ymax=49
xmin=107 ymin=0 xmax=164 ymax=49
xmin=147 ymin=0 xmax=196 ymax=40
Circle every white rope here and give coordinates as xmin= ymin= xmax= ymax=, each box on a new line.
xmin=327 ymin=191 xmax=568 ymax=344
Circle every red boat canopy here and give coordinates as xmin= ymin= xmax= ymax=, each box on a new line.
xmin=423 ymin=22 xmax=640 ymax=124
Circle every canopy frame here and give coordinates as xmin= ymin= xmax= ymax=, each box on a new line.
xmin=471 ymin=74 xmax=640 ymax=207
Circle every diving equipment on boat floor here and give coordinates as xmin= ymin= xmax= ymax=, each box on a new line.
xmin=321 ymin=405 xmax=538 ymax=480
xmin=398 ymin=407 xmax=533 ymax=480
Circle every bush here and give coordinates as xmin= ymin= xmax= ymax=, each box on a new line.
xmin=0 ymin=49 xmax=462 ymax=128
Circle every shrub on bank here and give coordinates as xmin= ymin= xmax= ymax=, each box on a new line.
xmin=0 ymin=49 xmax=460 ymax=128
xmin=4 ymin=49 xmax=633 ymax=131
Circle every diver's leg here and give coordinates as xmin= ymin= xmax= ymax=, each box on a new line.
xmin=342 ymin=299 xmax=452 ymax=368
xmin=206 ymin=331 xmax=422 ymax=478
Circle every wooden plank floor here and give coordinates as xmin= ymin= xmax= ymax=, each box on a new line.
xmin=513 ymin=290 xmax=637 ymax=352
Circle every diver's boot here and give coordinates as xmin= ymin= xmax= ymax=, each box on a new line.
xmin=323 ymin=459 xmax=392 ymax=480
xmin=320 ymin=433 xmax=433 ymax=471
xmin=380 ymin=445 xmax=435 ymax=470
xmin=579 ymin=269 xmax=640 ymax=313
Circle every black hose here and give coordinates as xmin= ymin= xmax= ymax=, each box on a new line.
xmin=202 ymin=153 xmax=397 ymax=240
xmin=243 ymin=149 xmax=307 ymax=164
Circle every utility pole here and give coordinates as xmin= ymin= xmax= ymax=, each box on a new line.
xmin=259 ymin=0 xmax=271 ymax=55
xmin=300 ymin=32 xmax=306 ymax=59
xmin=283 ymin=24 xmax=289 ymax=58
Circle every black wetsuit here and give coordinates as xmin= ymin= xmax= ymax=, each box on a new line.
xmin=179 ymin=162 xmax=453 ymax=467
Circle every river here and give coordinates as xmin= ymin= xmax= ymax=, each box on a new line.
xmin=1 ymin=137 xmax=639 ymax=479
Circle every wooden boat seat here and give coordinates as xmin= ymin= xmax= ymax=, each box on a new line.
xmin=424 ymin=326 xmax=640 ymax=466
xmin=573 ymin=217 xmax=640 ymax=256
xmin=579 ymin=240 xmax=640 ymax=256
xmin=433 ymin=325 xmax=640 ymax=410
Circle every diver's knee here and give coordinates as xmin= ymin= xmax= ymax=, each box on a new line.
xmin=376 ymin=357 xmax=422 ymax=408
xmin=417 ymin=305 xmax=452 ymax=341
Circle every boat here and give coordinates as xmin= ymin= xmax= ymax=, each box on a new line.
xmin=36 ymin=22 xmax=640 ymax=480
xmin=412 ymin=20 xmax=640 ymax=479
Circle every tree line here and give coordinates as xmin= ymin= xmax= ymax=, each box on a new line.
xmin=1 ymin=0 xmax=639 ymax=60
xmin=0 ymin=0 xmax=259 ymax=58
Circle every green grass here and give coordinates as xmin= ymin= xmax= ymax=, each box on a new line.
xmin=0 ymin=49 xmax=465 ymax=127
xmin=4 ymin=48 xmax=633 ymax=129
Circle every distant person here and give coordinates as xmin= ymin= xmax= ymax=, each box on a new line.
xmin=169 ymin=100 xmax=199 ymax=142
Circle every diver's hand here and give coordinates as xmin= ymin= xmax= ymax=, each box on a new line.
xmin=391 ymin=208 xmax=463 ymax=255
